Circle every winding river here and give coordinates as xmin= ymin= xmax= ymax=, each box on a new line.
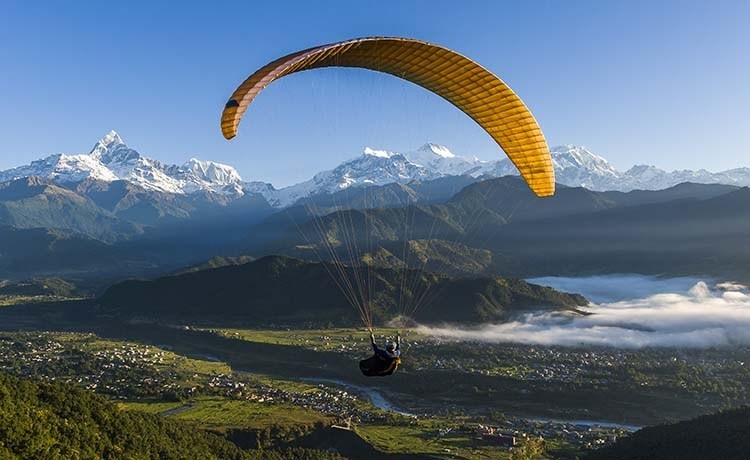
xmin=301 ymin=377 xmax=642 ymax=430
xmin=300 ymin=377 xmax=415 ymax=416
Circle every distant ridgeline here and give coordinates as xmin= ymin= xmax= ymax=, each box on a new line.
xmin=275 ymin=178 xmax=750 ymax=279
xmin=97 ymin=255 xmax=586 ymax=326
xmin=0 ymin=372 xmax=340 ymax=460
xmin=1 ymin=172 xmax=749 ymax=282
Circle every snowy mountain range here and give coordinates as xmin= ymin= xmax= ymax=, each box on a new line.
xmin=245 ymin=143 xmax=493 ymax=207
xmin=2 ymin=131 xmax=749 ymax=208
xmin=532 ymin=145 xmax=750 ymax=193
xmin=0 ymin=131 xmax=244 ymax=196
xmin=246 ymin=143 xmax=750 ymax=207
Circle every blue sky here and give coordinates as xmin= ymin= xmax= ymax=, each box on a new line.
xmin=1 ymin=0 xmax=747 ymax=186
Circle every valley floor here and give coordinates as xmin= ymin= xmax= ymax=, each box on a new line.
xmin=1 ymin=302 xmax=749 ymax=459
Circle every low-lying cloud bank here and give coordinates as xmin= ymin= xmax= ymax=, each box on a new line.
xmin=527 ymin=274 xmax=705 ymax=303
xmin=417 ymin=277 xmax=750 ymax=348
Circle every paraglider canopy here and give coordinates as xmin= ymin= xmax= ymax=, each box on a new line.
xmin=221 ymin=36 xmax=556 ymax=197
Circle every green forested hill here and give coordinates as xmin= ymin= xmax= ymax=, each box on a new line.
xmin=173 ymin=255 xmax=257 ymax=274
xmin=583 ymin=406 xmax=750 ymax=460
xmin=98 ymin=255 xmax=586 ymax=326
xmin=0 ymin=372 xmax=288 ymax=460
xmin=0 ymin=373 xmax=343 ymax=460
xmin=267 ymin=178 xmax=750 ymax=279
xmin=0 ymin=177 xmax=142 ymax=242
xmin=0 ymin=225 xmax=133 ymax=279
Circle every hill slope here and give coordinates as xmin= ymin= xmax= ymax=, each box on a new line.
xmin=0 ymin=372 xmax=342 ymax=460
xmin=0 ymin=225 xmax=142 ymax=280
xmin=278 ymin=177 xmax=741 ymax=251
xmin=488 ymin=187 xmax=750 ymax=277
xmin=265 ymin=177 xmax=749 ymax=279
xmin=0 ymin=372 xmax=252 ymax=459
xmin=583 ymin=406 xmax=750 ymax=460
xmin=0 ymin=177 xmax=142 ymax=242
xmin=98 ymin=255 xmax=586 ymax=326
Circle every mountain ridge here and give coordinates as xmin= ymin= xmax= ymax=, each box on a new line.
xmin=0 ymin=131 xmax=244 ymax=197
xmin=260 ymin=176 xmax=750 ymax=280
xmin=4 ymin=132 xmax=750 ymax=209
xmin=98 ymin=254 xmax=587 ymax=326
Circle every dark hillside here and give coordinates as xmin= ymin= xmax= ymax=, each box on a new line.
xmin=98 ymin=255 xmax=586 ymax=326
xmin=0 ymin=225 xmax=139 ymax=280
xmin=601 ymin=182 xmax=738 ymax=207
xmin=254 ymin=179 xmax=750 ymax=279
xmin=583 ymin=406 xmax=750 ymax=460
xmin=486 ymin=187 xmax=750 ymax=277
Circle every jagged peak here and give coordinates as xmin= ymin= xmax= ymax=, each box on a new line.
xmin=91 ymin=130 xmax=123 ymax=151
xmin=417 ymin=142 xmax=455 ymax=158
xmin=551 ymin=145 xmax=602 ymax=160
xmin=551 ymin=144 xmax=588 ymax=152
xmin=551 ymin=144 xmax=602 ymax=159
xmin=549 ymin=144 xmax=616 ymax=172
xmin=179 ymin=157 xmax=242 ymax=182
xmin=363 ymin=147 xmax=394 ymax=158
xmin=89 ymin=130 xmax=132 ymax=162
xmin=101 ymin=130 xmax=123 ymax=145
xmin=626 ymin=164 xmax=661 ymax=174
xmin=183 ymin=157 xmax=238 ymax=170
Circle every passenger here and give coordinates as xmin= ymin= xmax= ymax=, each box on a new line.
xmin=359 ymin=331 xmax=401 ymax=377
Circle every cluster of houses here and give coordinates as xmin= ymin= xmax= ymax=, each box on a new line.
xmin=0 ymin=334 xmax=188 ymax=398
xmin=205 ymin=373 xmax=381 ymax=421
xmin=432 ymin=420 xmax=624 ymax=451
xmin=457 ymin=419 xmax=627 ymax=450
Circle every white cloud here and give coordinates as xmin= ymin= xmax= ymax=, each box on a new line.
xmin=716 ymin=281 xmax=748 ymax=292
xmin=527 ymin=274 xmax=705 ymax=303
xmin=417 ymin=277 xmax=750 ymax=348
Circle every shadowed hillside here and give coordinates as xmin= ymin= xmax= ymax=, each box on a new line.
xmin=98 ymin=255 xmax=586 ymax=326
xmin=583 ymin=406 xmax=750 ymax=460
xmin=267 ymin=177 xmax=750 ymax=279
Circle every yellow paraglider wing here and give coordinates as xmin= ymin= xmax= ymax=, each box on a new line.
xmin=221 ymin=37 xmax=555 ymax=197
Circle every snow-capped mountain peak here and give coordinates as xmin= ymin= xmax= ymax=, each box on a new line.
xmin=90 ymin=130 xmax=124 ymax=156
xmin=419 ymin=142 xmax=456 ymax=159
xmin=401 ymin=143 xmax=494 ymax=178
xmin=248 ymin=143 xmax=500 ymax=208
xmin=0 ymin=151 xmax=119 ymax=185
xmin=180 ymin=158 xmax=242 ymax=184
xmin=363 ymin=147 xmax=395 ymax=158
xmin=168 ymin=158 xmax=244 ymax=195
xmin=88 ymin=130 xmax=143 ymax=169
xmin=551 ymin=145 xmax=615 ymax=172
xmin=548 ymin=145 xmax=621 ymax=188
xmin=405 ymin=143 xmax=455 ymax=166
xmin=0 ymin=131 xmax=245 ymax=196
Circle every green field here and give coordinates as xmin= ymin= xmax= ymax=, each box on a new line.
xmin=358 ymin=422 xmax=506 ymax=459
xmin=166 ymin=397 xmax=331 ymax=429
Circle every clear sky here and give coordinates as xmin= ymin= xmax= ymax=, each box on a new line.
xmin=1 ymin=0 xmax=747 ymax=186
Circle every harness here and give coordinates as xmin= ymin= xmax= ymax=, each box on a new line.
xmin=359 ymin=355 xmax=401 ymax=377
